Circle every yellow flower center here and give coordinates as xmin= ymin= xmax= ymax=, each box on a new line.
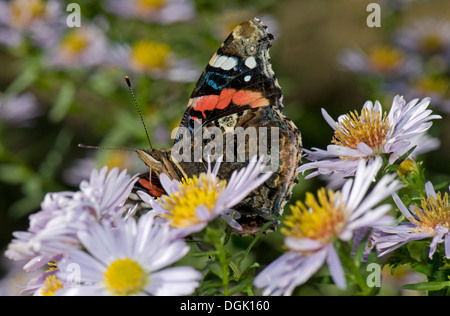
xmin=104 ymin=258 xmax=148 ymax=296
xmin=368 ymin=46 xmax=404 ymax=74
xmin=410 ymin=191 xmax=450 ymax=236
xmin=421 ymin=34 xmax=445 ymax=54
xmin=160 ymin=174 xmax=227 ymax=228
xmin=41 ymin=275 xmax=64 ymax=296
xmin=332 ymin=107 xmax=390 ymax=156
xmin=414 ymin=76 xmax=449 ymax=95
xmin=130 ymin=40 xmax=171 ymax=72
xmin=10 ymin=0 xmax=46 ymax=29
xmin=282 ymin=188 xmax=347 ymax=245
xmin=397 ymin=158 xmax=417 ymax=178
xmin=136 ymin=0 xmax=165 ymax=10
xmin=60 ymin=30 xmax=90 ymax=57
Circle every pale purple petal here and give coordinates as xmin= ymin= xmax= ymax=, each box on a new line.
xmin=326 ymin=244 xmax=346 ymax=289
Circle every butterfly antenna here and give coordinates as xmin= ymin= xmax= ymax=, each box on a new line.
xmin=125 ymin=76 xmax=153 ymax=149
xmin=78 ymin=144 xmax=136 ymax=152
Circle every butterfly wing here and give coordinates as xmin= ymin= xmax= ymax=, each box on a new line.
xmin=175 ymin=18 xmax=283 ymax=143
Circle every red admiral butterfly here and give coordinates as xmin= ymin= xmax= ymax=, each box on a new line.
xmin=133 ymin=18 xmax=302 ymax=235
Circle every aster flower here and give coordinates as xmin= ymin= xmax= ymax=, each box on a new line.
xmin=47 ymin=24 xmax=108 ymax=69
xmin=107 ymin=40 xmax=199 ymax=82
xmin=104 ymin=0 xmax=195 ymax=24
xmin=137 ymin=156 xmax=272 ymax=237
xmin=0 ymin=92 xmax=40 ymax=126
xmin=395 ymin=19 xmax=450 ymax=57
xmin=338 ymin=46 xmax=421 ymax=78
xmin=0 ymin=0 xmax=63 ymax=48
xmin=254 ymin=157 xmax=401 ymax=295
xmin=298 ymin=95 xmax=441 ymax=179
xmin=55 ymin=213 xmax=201 ymax=296
xmin=5 ymin=167 xmax=138 ymax=273
xmin=372 ymin=182 xmax=450 ymax=259
xmin=397 ymin=75 xmax=450 ymax=113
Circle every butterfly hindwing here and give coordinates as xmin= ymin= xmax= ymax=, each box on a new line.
xmin=135 ymin=18 xmax=302 ymax=235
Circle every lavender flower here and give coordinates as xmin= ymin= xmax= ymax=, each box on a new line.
xmin=47 ymin=24 xmax=108 ymax=69
xmin=54 ymin=213 xmax=201 ymax=296
xmin=103 ymin=0 xmax=195 ymax=24
xmin=372 ymin=182 xmax=450 ymax=259
xmin=5 ymin=167 xmax=138 ymax=272
xmin=338 ymin=46 xmax=421 ymax=78
xmin=0 ymin=92 xmax=40 ymax=126
xmin=254 ymin=157 xmax=401 ymax=295
xmin=298 ymin=95 xmax=441 ymax=179
xmin=0 ymin=0 xmax=64 ymax=48
xmin=107 ymin=40 xmax=199 ymax=82
xmin=137 ymin=156 xmax=272 ymax=237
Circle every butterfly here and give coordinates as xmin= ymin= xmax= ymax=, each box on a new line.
xmin=133 ymin=18 xmax=302 ymax=235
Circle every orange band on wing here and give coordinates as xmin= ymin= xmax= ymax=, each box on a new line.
xmin=216 ymin=89 xmax=236 ymax=109
xmin=193 ymin=89 xmax=270 ymax=118
xmin=139 ymin=178 xmax=165 ymax=197
xmin=232 ymin=90 xmax=269 ymax=108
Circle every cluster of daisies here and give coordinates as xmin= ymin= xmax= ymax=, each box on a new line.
xmin=5 ymin=157 xmax=271 ymax=295
xmin=339 ymin=14 xmax=450 ymax=114
xmin=0 ymin=0 xmax=199 ymax=80
xmin=5 ymin=92 xmax=448 ymax=296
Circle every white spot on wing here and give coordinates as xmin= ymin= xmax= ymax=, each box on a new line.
xmin=245 ymin=56 xmax=257 ymax=69
xmin=244 ymin=75 xmax=251 ymax=82
xmin=220 ymin=57 xmax=238 ymax=70
xmin=212 ymin=55 xmax=238 ymax=70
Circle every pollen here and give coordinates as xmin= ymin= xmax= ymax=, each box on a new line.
xmin=332 ymin=107 xmax=390 ymax=155
xmin=160 ymin=174 xmax=227 ymax=228
xmin=104 ymin=258 xmax=148 ymax=296
xmin=410 ymin=191 xmax=450 ymax=236
xmin=282 ymin=188 xmax=347 ymax=245
xmin=130 ymin=40 xmax=171 ymax=73
xmin=41 ymin=275 xmax=64 ymax=296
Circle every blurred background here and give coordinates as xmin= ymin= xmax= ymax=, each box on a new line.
xmin=1 ymin=0 xmax=449 ymax=295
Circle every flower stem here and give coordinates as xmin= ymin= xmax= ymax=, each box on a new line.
xmin=215 ymin=237 xmax=230 ymax=296
xmin=203 ymin=219 xmax=231 ymax=295
xmin=338 ymin=241 xmax=374 ymax=295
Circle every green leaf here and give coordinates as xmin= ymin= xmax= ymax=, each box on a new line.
xmin=207 ymin=261 xmax=223 ymax=279
xmin=392 ymin=146 xmax=417 ymax=166
xmin=49 ymin=81 xmax=76 ymax=122
xmin=0 ymin=163 xmax=31 ymax=184
xmin=407 ymin=241 xmax=429 ymax=262
xmin=402 ymin=281 xmax=450 ymax=292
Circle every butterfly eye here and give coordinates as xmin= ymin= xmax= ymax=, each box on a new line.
xmin=246 ymin=45 xmax=256 ymax=55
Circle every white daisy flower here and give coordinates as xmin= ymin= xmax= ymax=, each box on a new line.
xmin=338 ymin=46 xmax=421 ymax=78
xmin=55 ymin=213 xmax=201 ymax=296
xmin=0 ymin=0 xmax=63 ymax=48
xmin=47 ymin=24 xmax=108 ymax=69
xmin=298 ymin=95 xmax=441 ymax=179
xmin=254 ymin=157 xmax=401 ymax=295
xmin=137 ymin=156 xmax=272 ymax=237
xmin=5 ymin=167 xmax=138 ymax=272
xmin=0 ymin=92 xmax=40 ymax=126
xmin=372 ymin=182 xmax=450 ymax=259
xmin=107 ymin=40 xmax=199 ymax=82
xmin=104 ymin=0 xmax=195 ymax=24
xmin=395 ymin=19 xmax=450 ymax=57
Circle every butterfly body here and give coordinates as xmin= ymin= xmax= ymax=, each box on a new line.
xmin=135 ymin=18 xmax=302 ymax=234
